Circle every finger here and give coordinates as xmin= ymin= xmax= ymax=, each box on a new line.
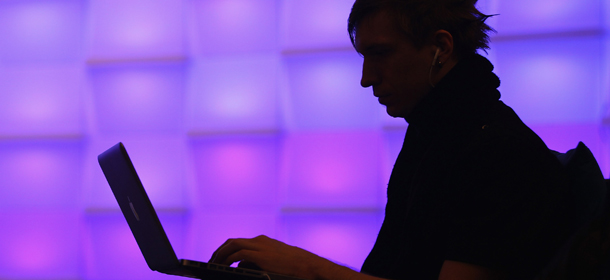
xmin=222 ymin=249 xmax=258 ymax=267
xmin=210 ymin=238 xmax=261 ymax=264
xmin=210 ymin=238 xmax=238 ymax=263
xmin=238 ymin=261 xmax=263 ymax=271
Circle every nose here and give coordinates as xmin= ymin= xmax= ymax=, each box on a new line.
xmin=360 ymin=58 xmax=379 ymax=88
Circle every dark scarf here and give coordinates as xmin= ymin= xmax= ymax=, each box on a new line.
xmin=406 ymin=53 xmax=502 ymax=134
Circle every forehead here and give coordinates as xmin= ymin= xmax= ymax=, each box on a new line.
xmin=354 ymin=11 xmax=406 ymax=53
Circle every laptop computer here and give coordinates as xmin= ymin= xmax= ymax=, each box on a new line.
xmin=98 ymin=142 xmax=304 ymax=280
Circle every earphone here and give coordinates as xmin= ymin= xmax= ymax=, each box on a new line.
xmin=429 ymin=48 xmax=441 ymax=87
xmin=431 ymin=47 xmax=440 ymax=66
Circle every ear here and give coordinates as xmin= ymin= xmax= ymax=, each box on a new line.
xmin=431 ymin=30 xmax=455 ymax=67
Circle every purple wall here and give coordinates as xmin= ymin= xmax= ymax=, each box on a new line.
xmin=0 ymin=0 xmax=608 ymax=279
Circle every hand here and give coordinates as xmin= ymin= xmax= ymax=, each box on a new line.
xmin=209 ymin=235 xmax=333 ymax=279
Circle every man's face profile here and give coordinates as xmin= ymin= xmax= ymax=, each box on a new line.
xmin=355 ymin=10 xmax=436 ymax=118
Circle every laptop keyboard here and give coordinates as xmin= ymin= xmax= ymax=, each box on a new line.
xmin=181 ymin=259 xmax=266 ymax=277
xmin=207 ymin=262 xmax=264 ymax=276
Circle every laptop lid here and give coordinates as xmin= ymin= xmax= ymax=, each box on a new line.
xmin=98 ymin=142 xmax=180 ymax=272
xmin=98 ymin=142 xmax=305 ymax=280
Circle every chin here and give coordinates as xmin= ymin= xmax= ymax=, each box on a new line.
xmin=385 ymin=107 xmax=407 ymax=118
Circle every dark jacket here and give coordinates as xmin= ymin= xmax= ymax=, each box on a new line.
xmin=361 ymin=54 xmax=571 ymax=280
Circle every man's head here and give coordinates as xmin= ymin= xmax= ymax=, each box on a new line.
xmin=349 ymin=0 xmax=494 ymax=118
xmin=348 ymin=0 xmax=494 ymax=59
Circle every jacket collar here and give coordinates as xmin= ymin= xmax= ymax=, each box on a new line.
xmin=405 ymin=54 xmax=502 ymax=132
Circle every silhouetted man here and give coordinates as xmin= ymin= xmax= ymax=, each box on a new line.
xmin=210 ymin=1 xmax=573 ymax=279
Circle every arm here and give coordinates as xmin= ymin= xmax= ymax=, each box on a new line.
xmin=209 ymin=235 xmax=387 ymax=280
xmin=210 ymin=235 xmax=509 ymax=280
xmin=438 ymin=261 xmax=507 ymax=280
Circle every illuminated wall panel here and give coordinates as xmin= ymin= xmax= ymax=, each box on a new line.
xmin=187 ymin=55 xmax=280 ymax=133
xmin=0 ymin=0 xmax=83 ymax=63
xmin=0 ymin=140 xmax=83 ymax=210
xmin=88 ymin=0 xmax=185 ymax=61
xmin=90 ymin=61 xmax=185 ymax=135
xmin=495 ymin=0 xmax=602 ymax=36
xmin=191 ymin=0 xmax=278 ymax=55
xmin=0 ymin=64 xmax=84 ymax=137
xmin=280 ymin=0 xmax=353 ymax=50
xmin=284 ymin=51 xmax=379 ymax=130
xmin=493 ymin=35 xmax=603 ymax=124
xmin=190 ymin=134 xmax=280 ymax=208
xmin=281 ymin=212 xmax=383 ymax=270
xmin=0 ymin=211 xmax=80 ymax=279
xmin=88 ymin=137 xmax=188 ymax=210
xmin=187 ymin=211 xmax=278 ymax=262
xmin=84 ymin=212 xmax=187 ymax=280
xmin=282 ymin=131 xmax=382 ymax=208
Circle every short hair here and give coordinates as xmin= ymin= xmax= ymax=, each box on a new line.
xmin=348 ymin=0 xmax=495 ymax=57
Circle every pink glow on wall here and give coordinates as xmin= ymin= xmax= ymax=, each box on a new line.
xmin=0 ymin=0 xmax=607 ymax=279
xmin=88 ymin=0 xmax=185 ymax=60
xmin=282 ymin=212 xmax=382 ymax=270
xmin=192 ymin=0 xmax=278 ymax=54
xmin=0 ymin=0 xmax=83 ymax=62
xmin=282 ymin=131 xmax=382 ymax=208
xmin=187 ymin=55 xmax=280 ymax=133
xmin=125 ymin=140 xmax=187 ymax=209
xmin=280 ymin=0 xmax=354 ymax=50
xmin=84 ymin=213 xmax=186 ymax=280
xmin=191 ymin=135 xmax=279 ymax=208
xmin=284 ymin=51 xmax=380 ymax=130
xmin=0 ymin=65 xmax=83 ymax=137
xmin=0 ymin=140 xmax=83 ymax=210
xmin=90 ymin=62 xmax=185 ymax=134
xmin=494 ymin=35 xmax=602 ymax=124
xmin=0 ymin=211 xmax=80 ymax=279
xmin=88 ymin=138 xmax=187 ymax=210
xmin=496 ymin=0 xmax=602 ymax=35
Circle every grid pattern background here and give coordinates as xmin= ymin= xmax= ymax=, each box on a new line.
xmin=0 ymin=0 xmax=608 ymax=279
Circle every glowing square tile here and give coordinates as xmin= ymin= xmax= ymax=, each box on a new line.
xmin=281 ymin=212 xmax=383 ymax=270
xmin=281 ymin=131 xmax=383 ymax=208
xmin=0 ymin=211 xmax=80 ymax=279
xmin=280 ymin=0 xmax=354 ymax=50
xmin=284 ymin=51 xmax=380 ymax=130
xmin=84 ymin=212 xmax=187 ymax=280
xmin=187 ymin=55 xmax=280 ymax=134
xmin=88 ymin=137 xmax=188 ymax=211
xmin=190 ymin=134 xmax=280 ymax=208
xmin=191 ymin=0 xmax=278 ymax=55
xmin=493 ymin=35 xmax=603 ymax=124
xmin=0 ymin=0 xmax=83 ymax=63
xmin=0 ymin=139 xmax=83 ymax=210
xmin=88 ymin=0 xmax=185 ymax=60
xmin=89 ymin=61 xmax=186 ymax=135
xmin=495 ymin=0 xmax=602 ymax=36
xmin=0 ymin=64 xmax=84 ymax=137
